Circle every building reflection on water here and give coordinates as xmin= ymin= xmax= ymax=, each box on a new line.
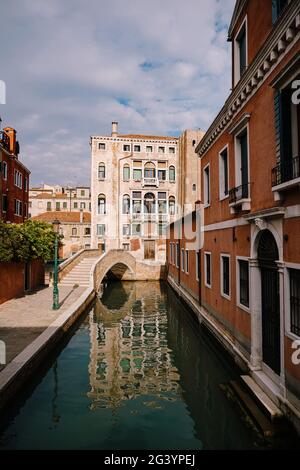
xmin=87 ymin=281 xmax=180 ymax=411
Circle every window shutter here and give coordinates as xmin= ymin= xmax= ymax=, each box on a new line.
xmin=281 ymin=87 xmax=292 ymax=165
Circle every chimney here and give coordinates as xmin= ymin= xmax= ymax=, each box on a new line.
xmin=111 ymin=121 xmax=118 ymax=137
xmin=4 ymin=127 xmax=17 ymax=156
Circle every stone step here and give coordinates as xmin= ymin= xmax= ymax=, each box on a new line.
xmin=229 ymin=380 xmax=277 ymax=437
xmin=63 ymin=276 xmax=90 ymax=281
xmin=241 ymin=375 xmax=283 ymax=421
xmin=60 ymin=282 xmax=90 ymax=287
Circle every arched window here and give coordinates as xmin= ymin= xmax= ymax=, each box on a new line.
xmin=122 ymin=194 xmax=130 ymax=214
xmin=144 ymin=162 xmax=156 ymax=179
xmin=98 ymin=194 xmax=106 ymax=214
xmin=98 ymin=163 xmax=105 ymax=180
xmin=169 ymin=196 xmax=176 ymax=215
xmin=123 ymin=164 xmax=130 ymax=182
xmin=169 ymin=165 xmax=175 ymax=182
xmin=144 ymin=192 xmax=156 ymax=214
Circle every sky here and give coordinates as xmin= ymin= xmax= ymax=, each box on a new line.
xmin=0 ymin=0 xmax=236 ymax=187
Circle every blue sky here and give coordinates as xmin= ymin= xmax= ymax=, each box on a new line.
xmin=0 ymin=0 xmax=235 ymax=186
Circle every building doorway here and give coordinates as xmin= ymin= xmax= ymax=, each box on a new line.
xmin=144 ymin=240 xmax=155 ymax=260
xmin=258 ymin=230 xmax=280 ymax=375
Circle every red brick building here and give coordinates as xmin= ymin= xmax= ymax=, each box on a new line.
xmin=0 ymin=126 xmax=30 ymax=223
xmin=167 ymin=0 xmax=300 ymax=431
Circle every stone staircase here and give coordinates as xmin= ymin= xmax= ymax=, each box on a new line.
xmin=59 ymin=257 xmax=99 ymax=288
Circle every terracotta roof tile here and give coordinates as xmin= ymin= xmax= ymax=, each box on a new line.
xmin=31 ymin=211 xmax=91 ymax=223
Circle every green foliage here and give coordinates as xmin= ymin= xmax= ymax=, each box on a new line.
xmin=0 ymin=220 xmax=63 ymax=262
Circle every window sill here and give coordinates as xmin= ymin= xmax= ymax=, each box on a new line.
xmin=219 ymin=194 xmax=229 ymax=202
xmin=272 ymin=177 xmax=300 ymax=201
xmin=237 ymin=302 xmax=250 ymax=314
xmin=229 ymin=198 xmax=251 ymax=214
xmin=285 ymin=331 xmax=300 ymax=342
xmin=204 ymin=203 xmax=210 ymax=209
xmin=205 ymin=283 xmax=212 ymax=289
xmin=221 ymin=292 xmax=231 ymax=301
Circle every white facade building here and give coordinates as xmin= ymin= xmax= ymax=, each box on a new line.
xmin=29 ymin=185 xmax=91 ymax=218
xmin=90 ymin=122 xmax=204 ymax=264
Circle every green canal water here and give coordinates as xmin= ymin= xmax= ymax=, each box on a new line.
xmin=0 ymin=282 xmax=298 ymax=450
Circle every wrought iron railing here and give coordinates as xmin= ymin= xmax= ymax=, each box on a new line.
xmin=272 ymin=156 xmax=300 ymax=187
xmin=229 ymin=183 xmax=250 ymax=204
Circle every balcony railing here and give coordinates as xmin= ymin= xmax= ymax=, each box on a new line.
xmin=142 ymin=177 xmax=159 ymax=187
xmin=272 ymin=156 xmax=300 ymax=187
xmin=0 ymin=131 xmax=10 ymax=151
xmin=229 ymin=183 xmax=250 ymax=205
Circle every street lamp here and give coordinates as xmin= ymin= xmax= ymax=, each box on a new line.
xmin=52 ymin=218 xmax=60 ymax=310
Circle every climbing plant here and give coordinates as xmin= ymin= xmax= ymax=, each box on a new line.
xmin=0 ymin=220 xmax=62 ymax=263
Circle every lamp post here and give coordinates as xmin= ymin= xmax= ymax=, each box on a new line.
xmin=52 ymin=218 xmax=60 ymax=310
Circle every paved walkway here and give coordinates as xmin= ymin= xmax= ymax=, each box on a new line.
xmin=0 ymin=285 xmax=86 ymax=371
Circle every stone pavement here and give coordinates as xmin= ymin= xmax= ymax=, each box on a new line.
xmin=0 ymin=285 xmax=86 ymax=371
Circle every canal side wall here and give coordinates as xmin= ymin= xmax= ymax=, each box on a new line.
xmin=0 ymin=260 xmax=45 ymax=305
xmin=0 ymin=286 xmax=95 ymax=413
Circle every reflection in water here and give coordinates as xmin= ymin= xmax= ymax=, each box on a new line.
xmin=1 ymin=281 xmax=296 ymax=450
xmin=88 ymin=282 xmax=180 ymax=411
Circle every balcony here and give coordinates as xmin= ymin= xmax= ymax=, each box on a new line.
xmin=272 ymin=156 xmax=300 ymax=199
xmin=142 ymin=177 xmax=159 ymax=188
xmin=229 ymin=183 xmax=251 ymax=213
xmin=0 ymin=131 xmax=10 ymax=151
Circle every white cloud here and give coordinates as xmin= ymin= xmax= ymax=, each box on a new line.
xmin=0 ymin=0 xmax=235 ymax=185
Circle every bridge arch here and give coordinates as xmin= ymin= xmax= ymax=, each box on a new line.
xmin=93 ymin=250 xmax=137 ymax=292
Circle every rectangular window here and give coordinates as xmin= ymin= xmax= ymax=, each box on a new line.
xmin=181 ymin=249 xmax=185 ymax=272
xmin=185 ymin=250 xmax=189 ymax=274
xmin=63 ymin=202 xmax=67 ymax=209
xmin=80 ymin=202 xmax=86 ymax=209
xmin=239 ymin=260 xmax=249 ymax=308
xmin=134 ymin=145 xmax=141 ymax=152
xmin=221 ymin=255 xmax=230 ymax=298
xmin=219 ymin=147 xmax=229 ymax=199
xmin=204 ymin=165 xmax=210 ymax=206
xmin=97 ymin=224 xmax=105 ymax=237
xmin=14 ymin=199 xmax=22 ymax=216
xmin=158 ymin=146 xmax=165 ymax=154
xmin=272 ymin=0 xmax=288 ymax=24
xmin=123 ymin=144 xmax=131 ymax=152
xmin=290 ymin=269 xmax=300 ymax=337
xmin=132 ymin=223 xmax=141 ymax=236
xmin=2 ymin=161 xmax=7 ymax=180
xmin=72 ymin=227 xmax=77 ymax=236
xmin=56 ymin=202 xmax=60 ymax=211
xmin=14 ymin=170 xmax=22 ymax=189
xmin=169 ymin=147 xmax=175 ymax=154
xmin=99 ymin=143 xmax=106 ymax=150
xmin=234 ymin=18 xmax=247 ymax=85
xmin=133 ymin=169 xmax=142 ymax=181
xmin=47 ymin=202 xmax=52 ymax=211
xmin=123 ymin=224 xmax=131 ymax=236
xmin=158 ymin=222 xmax=166 ymax=236
xmin=176 ymin=243 xmax=180 ymax=268
xmin=205 ymin=253 xmax=211 ymax=287
xmin=24 ymin=177 xmax=28 ymax=192
xmin=196 ymin=251 xmax=200 ymax=281
xmin=85 ymin=227 xmax=91 ymax=235
xmin=123 ymin=243 xmax=130 ymax=251
xmin=169 ymin=243 xmax=173 ymax=264
xmin=74 ymin=202 xmax=78 ymax=209
xmin=146 ymin=146 xmax=153 ymax=153
xmin=2 ymin=194 xmax=8 ymax=212
xmin=158 ymin=170 xmax=166 ymax=181
xmin=81 ymin=190 xmax=85 ymax=196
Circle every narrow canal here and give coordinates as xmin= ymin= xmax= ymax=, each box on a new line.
xmin=0 ymin=282 xmax=297 ymax=450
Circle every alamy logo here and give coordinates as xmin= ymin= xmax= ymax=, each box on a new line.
xmin=0 ymin=80 xmax=6 ymax=104
xmin=292 ymin=80 xmax=300 ymax=105
xmin=291 ymin=340 xmax=300 ymax=366
xmin=0 ymin=340 xmax=6 ymax=365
